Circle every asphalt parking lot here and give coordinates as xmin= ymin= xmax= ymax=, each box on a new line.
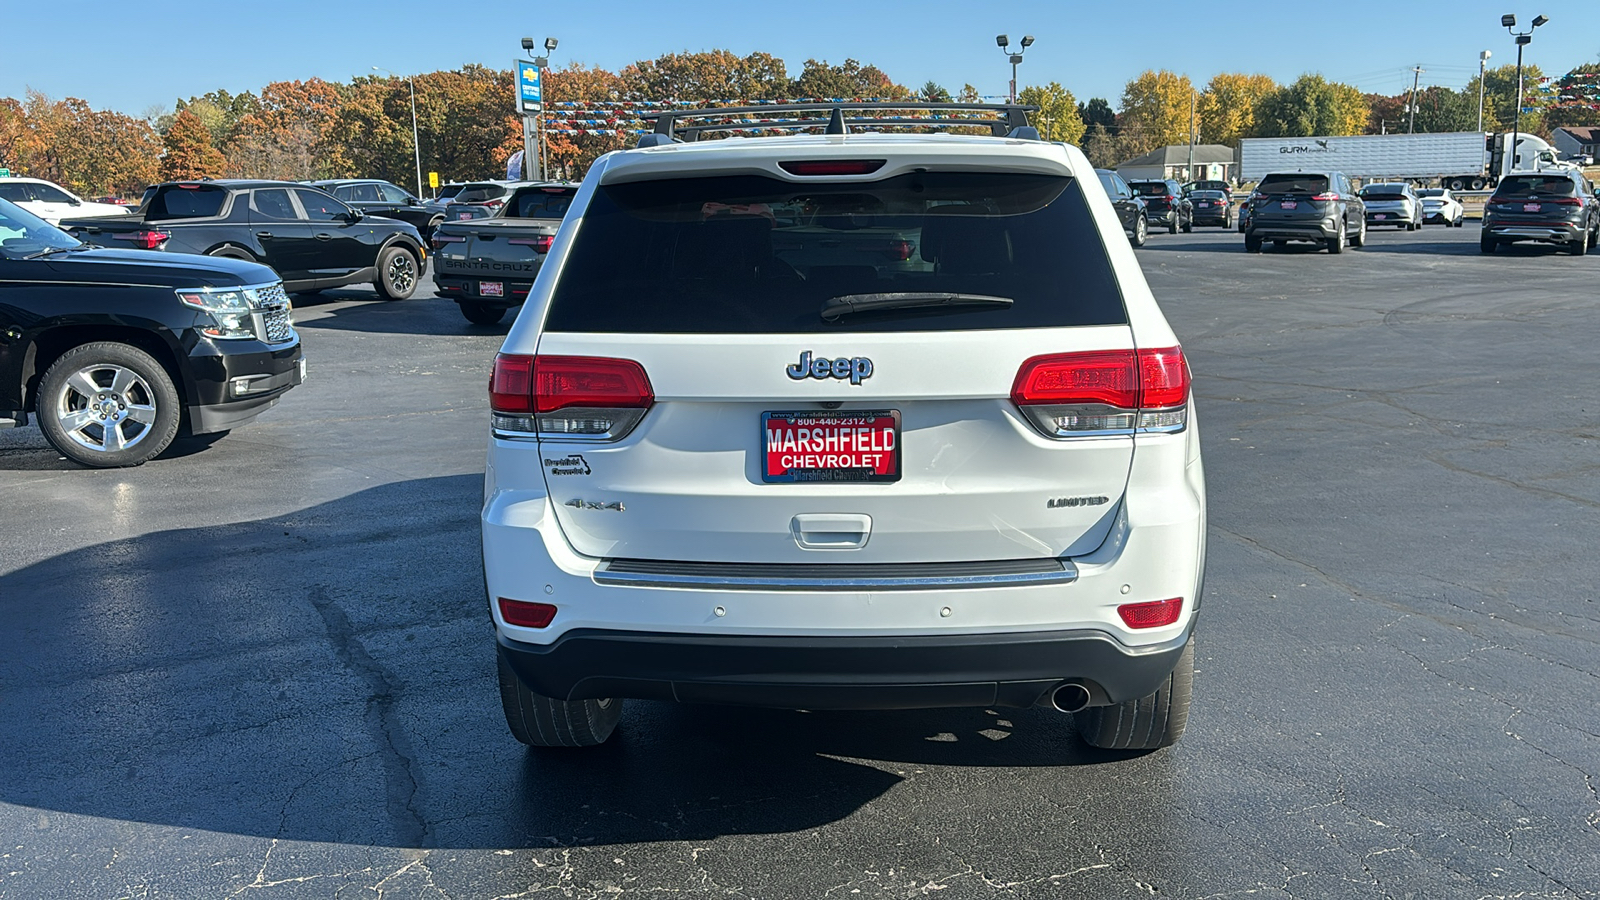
xmin=2 ymin=223 xmax=1597 ymax=898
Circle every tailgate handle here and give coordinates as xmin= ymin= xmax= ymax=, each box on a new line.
xmin=791 ymin=514 xmax=871 ymax=551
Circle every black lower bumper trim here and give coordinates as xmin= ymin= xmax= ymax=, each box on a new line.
xmin=498 ymin=626 xmax=1193 ymax=710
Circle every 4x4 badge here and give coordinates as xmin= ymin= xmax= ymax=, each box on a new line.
xmin=785 ymin=350 xmax=873 ymax=385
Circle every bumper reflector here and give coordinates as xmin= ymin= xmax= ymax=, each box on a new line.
xmin=1118 ymin=596 xmax=1183 ymax=629
xmin=498 ymin=598 xmax=557 ymax=628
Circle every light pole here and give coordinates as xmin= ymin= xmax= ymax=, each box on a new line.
xmin=520 ymin=37 xmax=558 ymax=181
xmin=1476 ymin=50 xmax=1492 ymax=133
xmin=372 ymin=67 xmax=422 ymax=198
xmin=1501 ymin=13 xmax=1549 ymax=173
xmin=995 ymin=34 xmax=1034 ymax=104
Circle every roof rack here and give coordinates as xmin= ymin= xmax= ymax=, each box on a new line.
xmin=635 ymin=101 xmax=1040 ymax=148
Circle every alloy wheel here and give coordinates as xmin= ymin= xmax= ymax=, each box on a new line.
xmin=54 ymin=364 xmax=158 ymax=454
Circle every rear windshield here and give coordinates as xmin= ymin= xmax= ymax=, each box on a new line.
xmin=543 ymin=172 xmax=1127 ymax=334
xmin=455 ymin=184 xmax=507 ymax=203
xmin=437 ymin=185 xmax=464 ymax=199
xmin=1257 ymin=174 xmax=1330 ymax=195
xmin=1129 ymin=182 xmax=1169 ymax=197
xmin=1190 ymin=191 xmax=1226 ymax=200
xmin=512 ymin=188 xmax=575 ymax=218
xmin=144 ymin=185 xmax=228 ymax=220
xmin=1418 ymin=189 xmax=1445 ymax=198
xmin=1494 ymin=175 xmax=1575 ymax=198
xmin=1360 ymin=187 xmax=1406 ymax=198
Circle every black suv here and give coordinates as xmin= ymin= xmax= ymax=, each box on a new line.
xmin=311 ymin=179 xmax=443 ymax=240
xmin=1480 ymin=171 xmax=1600 ymax=256
xmin=0 ymin=198 xmax=303 ymax=467
xmin=1244 ymin=171 xmax=1365 ymax=254
xmin=1096 ymin=168 xmax=1149 ymax=246
xmin=60 ymin=181 xmax=428 ymax=299
xmin=1127 ymin=179 xmax=1193 ymax=233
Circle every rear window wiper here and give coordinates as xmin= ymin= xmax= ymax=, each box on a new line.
xmin=23 ymin=246 xmax=88 ymax=260
xmin=821 ymin=292 xmax=1013 ymax=322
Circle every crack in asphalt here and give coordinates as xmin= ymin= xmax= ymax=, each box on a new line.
xmin=307 ymin=585 xmax=428 ymax=848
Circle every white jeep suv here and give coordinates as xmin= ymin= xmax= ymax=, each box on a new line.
xmin=482 ymin=105 xmax=1206 ymax=752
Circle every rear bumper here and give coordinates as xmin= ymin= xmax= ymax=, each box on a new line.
xmin=498 ymin=624 xmax=1194 ymax=709
xmin=1485 ymin=223 xmax=1582 ymax=243
xmin=1365 ymin=211 xmax=1415 ymax=225
xmin=433 ymin=272 xmax=533 ymax=307
xmin=1248 ymin=222 xmax=1336 ymax=241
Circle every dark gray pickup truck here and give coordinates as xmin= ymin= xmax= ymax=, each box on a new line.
xmin=430 ymin=183 xmax=576 ymax=324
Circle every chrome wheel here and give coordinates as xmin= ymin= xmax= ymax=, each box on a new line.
xmin=386 ymin=252 xmax=416 ymax=294
xmin=54 ymin=363 xmax=158 ymax=454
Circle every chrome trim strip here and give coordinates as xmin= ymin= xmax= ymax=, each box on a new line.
xmin=594 ymin=559 xmax=1079 ymax=592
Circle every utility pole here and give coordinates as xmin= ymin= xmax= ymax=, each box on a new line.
xmin=1407 ymin=65 xmax=1424 ymax=133
xmin=1476 ymin=50 xmax=1492 ymax=133
xmin=1187 ymin=88 xmax=1196 ymax=180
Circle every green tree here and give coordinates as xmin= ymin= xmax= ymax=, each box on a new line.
xmin=1254 ymin=74 xmax=1368 ymax=137
xmin=1018 ymin=82 xmax=1085 ymax=144
xmin=159 ymin=108 xmax=225 ymax=181
xmin=1465 ymin=64 xmax=1547 ymax=134
xmin=957 ymin=84 xmax=981 ymax=104
xmin=792 ymin=58 xmax=908 ymax=100
xmin=919 ymin=81 xmax=952 ymax=103
xmin=1410 ymin=85 xmax=1478 ymax=134
xmin=1546 ymin=63 xmax=1600 ymax=129
xmin=1077 ymin=97 xmax=1115 ymax=130
xmin=1119 ymin=70 xmax=1196 ymax=151
xmin=1197 ymin=73 xmax=1276 ymax=144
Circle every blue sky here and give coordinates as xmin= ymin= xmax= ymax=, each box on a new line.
xmin=6 ymin=0 xmax=1598 ymax=115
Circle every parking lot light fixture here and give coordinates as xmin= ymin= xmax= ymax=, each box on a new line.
xmin=1503 ymin=13 xmax=1550 ymax=173
xmin=996 ymin=34 xmax=1034 ymax=104
xmin=372 ymin=66 xmax=423 ymax=198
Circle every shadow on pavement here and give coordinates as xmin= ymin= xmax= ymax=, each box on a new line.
xmin=294 ymin=291 xmax=513 ymax=336
xmin=0 ymin=475 xmax=1126 ymax=850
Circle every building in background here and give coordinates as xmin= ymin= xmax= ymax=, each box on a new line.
xmin=1551 ymin=127 xmax=1600 ymax=164
xmin=1115 ymin=145 xmax=1238 ymax=184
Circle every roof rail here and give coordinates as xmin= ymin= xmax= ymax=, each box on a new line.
xmin=635 ymin=101 xmax=1040 ymax=148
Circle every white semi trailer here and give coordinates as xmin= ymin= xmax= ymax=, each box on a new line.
xmin=1239 ymin=131 xmax=1571 ymax=189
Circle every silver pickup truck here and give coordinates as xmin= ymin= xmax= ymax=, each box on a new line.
xmin=430 ymin=183 xmax=576 ymax=324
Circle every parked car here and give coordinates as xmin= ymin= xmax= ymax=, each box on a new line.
xmin=421 ymin=182 xmax=467 ymax=216
xmin=1184 ymin=179 xmax=1233 ymax=201
xmin=0 ymin=198 xmax=303 ymax=467
xmin=1359 ymin=182 xmax=1424 ymax=230
xmin=432 ymin=182 xmax=578 ymax=324
xmin=0 ymin=176 xmax=134 ymax=225
xmin=1188 ymin=190 xmax=1233 ymax=228
xmin=484 ymin=104 xmax=1205 ymax=753
xmin=1244 ymin=170 xmax=1365 ymax=253
xmin=310 ymin=179 xmax=444 ymax=239
xmin=1127 ymin=179 xmax=1193 ymax=233
xmin=1416 ymin=188 xmax=1466 ymax=227
xmin=442 ymin=181 xmax=523 ymax=220
xmin=1480 ymin=170 xmax=1600 ymax=255
xmin=1096 ymin=168 xmax=1149 ymax=246
xmin=59 ymin=180 xmax=427 ymax=299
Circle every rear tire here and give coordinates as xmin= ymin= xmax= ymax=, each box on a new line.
xmin=498 ymin=654 xmax=622 ymax=747
xmin=1130 ymin=214 xmax=1148 ymax=247
xmin=36 ymin=342 xmax=182 ymax=469
xmin=1351 ymin=218 xmax=1367 ymax=248
xmin=374 ymin=245 xmax=418 ymax=300
xmin=460 ymin=302 xmax=507 ymax=325
xmin=1327 ymin=220 xmax=1345 ymax=254
xmin=1168 ymin=217 xmax=1178 ymax=235
xmin=1180 ymin=213 xmax=1193 ymax=234
xmin=1571 ymin=235 xmax=1589 ymax=256
xmin=1076 ymin=639 xmax=1193 ymax=751
xmin=1244 ymin=233 xmax=1262 ymax=253
xmin=1480 ymin=234 xmax=1498 ymax=254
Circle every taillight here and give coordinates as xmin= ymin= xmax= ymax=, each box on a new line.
xmin=490 ymin=353 xmax=654 ymax=441
xmin=484 ymin=199 xmax=505 ymax=209
xmin=1011 ymin=347 xmax=1190 ymax=437
xmin=1164 ymin=194 xmax=1177 ymax=203
xmin=112 ymin=229 xmax=170 ymax=250
xmin=1310 ymin=192 xmax=1339 ymax=201
xmin=1118 ymin=597 xmax=1183 ymax=629
xmin=431 ymin=233 xmax=465 ymax=250
xmin=885 ymin=239 xmax=914 ymax=261
xmin=1542 ymin=197 xmax=1581 ymax=206
xmin=508 ymin=235 xmax=554 ymax=253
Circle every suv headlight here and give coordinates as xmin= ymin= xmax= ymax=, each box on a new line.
xmin=176 ymin=288 xmax=256 ymax=340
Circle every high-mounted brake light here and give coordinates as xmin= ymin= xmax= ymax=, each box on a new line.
xmin=1011 ymin=347 xmax=1190 ymax=437
xmin=491 ymin=354 xmax=654 ymax=441
xmin=113 ymin=229 xmax=171 ymax=250
xmin=778 ymin=159 xmax=887 ymax=176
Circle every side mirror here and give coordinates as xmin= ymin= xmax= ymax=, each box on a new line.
xmin=68 ymin=198 xmax=82 ymax=206
xmin=343 ymin=209 xmax=364 ymax=223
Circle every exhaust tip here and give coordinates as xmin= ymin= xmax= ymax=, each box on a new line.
xmin=1050 ymin=682 xmax=1092 ymax=714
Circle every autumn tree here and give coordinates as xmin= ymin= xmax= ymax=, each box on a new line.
xmin=1120 ymin=70 xmax=1197 ymax=152
xmin=792 ymin=58 xmax=908 ymax=100
xmin=0 ymin=97 xmax=24 ymax=170
xmin=619 ymin=50 xmax=790 ymax=101
xmin=1365 ymin=93 xmax=1408 ymax=133
xmin=545 ymin=63 xmax=630 ymax=180
xmin=227 ymin=78 xmax=345 ymax=180
xmin=1466 ymin=64 xmax=1546 ymax=135
xmin=1544 ymin=63 xmax=1600 ymax=129
xmin=14 ymin=91 xmax=159 ymax=196
xmin=1198 ymin=73 xmax=1276 ymax=145
xmin=1018 ymin=82 xmax=1085 ymax=144
xmin=159 ymin=108 xmax=225 ymax=180
xmin=1254 ymin=75 xmax=1368 ymax=137
xmin=957 ymin=84 xmax=981 ymax=103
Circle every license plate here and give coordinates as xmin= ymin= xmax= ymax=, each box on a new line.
xmin=1374 ymin=214 xmax=1387 ymax=219
xmin=1524 ymin=203 xmax=1541 ymax=212
xmin=457 ymin=212 xmax=472 ymax=220
xmin=1279 ymin=200 xmax=1297 ymax=210
xmin=480 ymin=281 xmax=503 ymax=297
xmin=762 ymin=410 xmax=900 ymax=484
